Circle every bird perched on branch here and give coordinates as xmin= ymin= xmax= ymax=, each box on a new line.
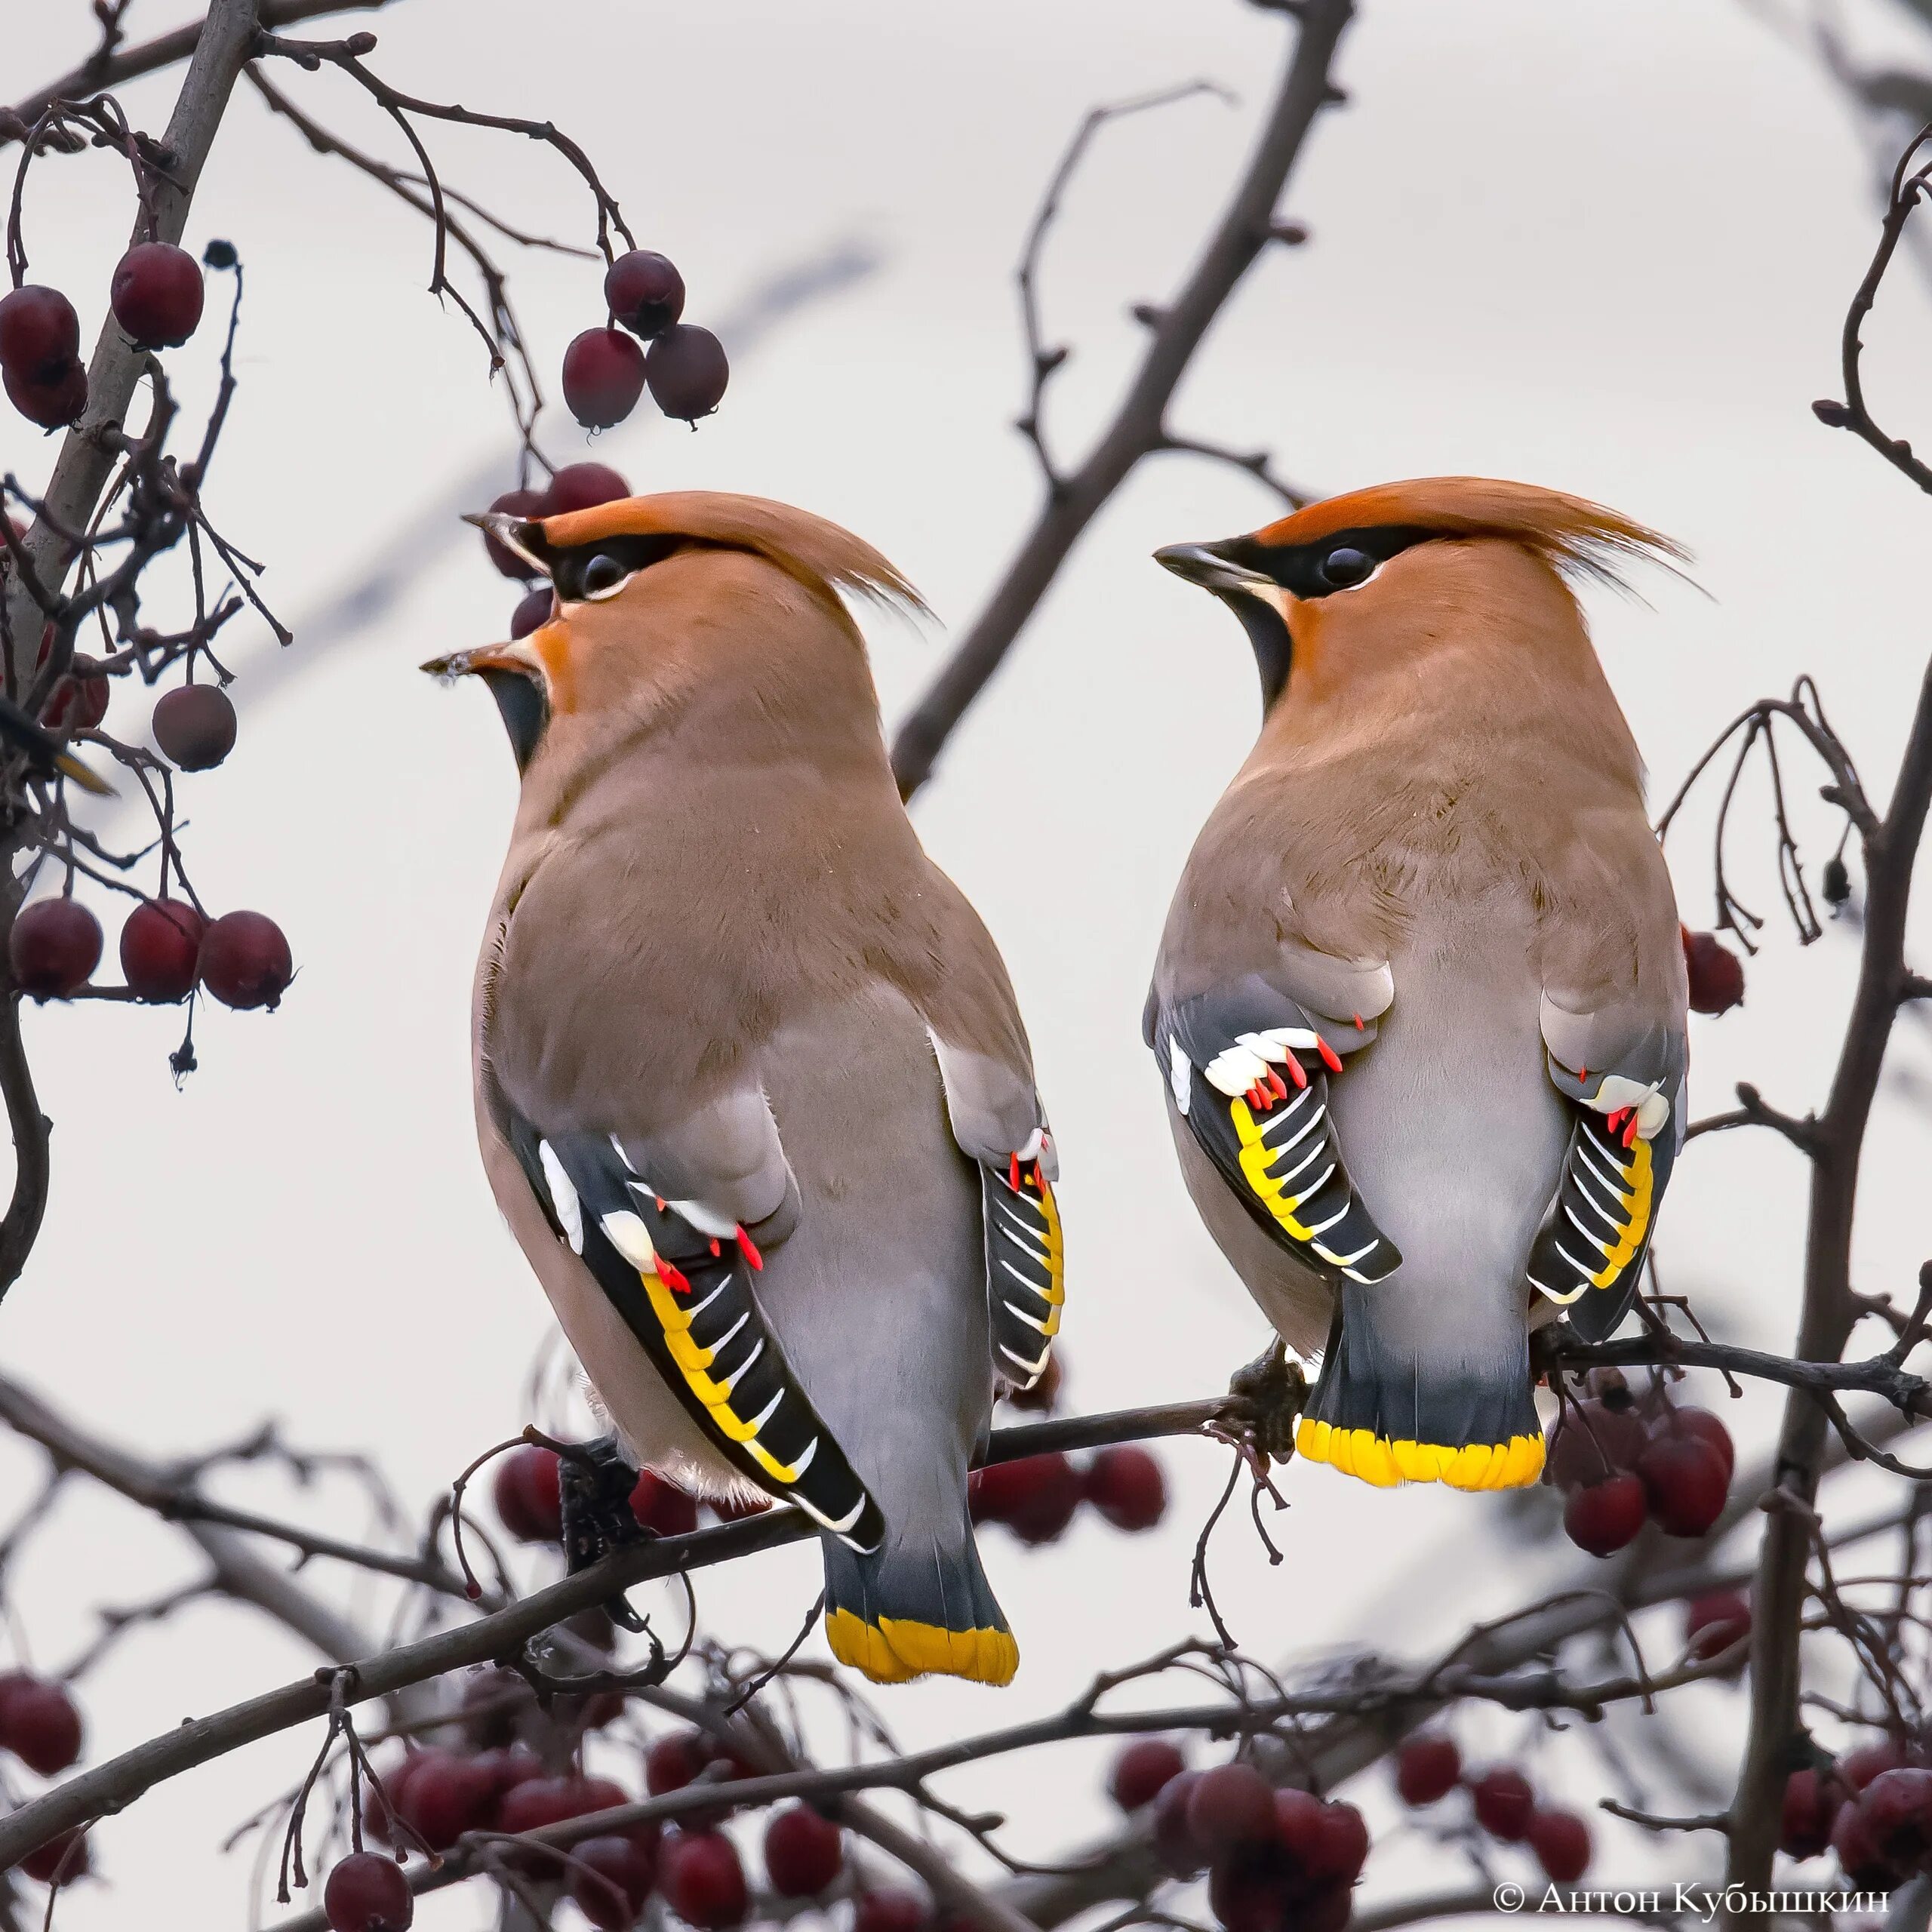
xmin=1149 ymin=478 xmax=1687 ymax=1492
xmin=427 ymin=491 xmax=1061 ymax=1685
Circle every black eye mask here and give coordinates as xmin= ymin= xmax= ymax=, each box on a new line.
xmin=547 ymin=533 xmax=692 ymax=603
xmin=1213 ymin=524 xmax=1436 ymax=599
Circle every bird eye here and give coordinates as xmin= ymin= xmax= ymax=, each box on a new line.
xmin=580 ymin=552 xmax=632 ymax=601
xmin=1318 ymin=546 xmax=1375 ymax=589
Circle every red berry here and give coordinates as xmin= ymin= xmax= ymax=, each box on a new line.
xmin=119 ymin=900 xmax=205 ymax=1002
xmin=1208 ymin=1852 xmax=1294 ymax=1932
xmin=970 ymin=1453 xmax=1081 ymax=1543
xmin=1832 ymin=1793 xmax=1900 ymax=1887
xmin=1635 ymin=1435 xmax=1729 ymax=1537
xmin=366 ymin=1751 xmax=430 ymax=1844
xmin=1683 ymin=1589 xmax=1751 ymax=1662
xmin=570 ymin=1834 xmax=656 ymax=1929
xmin=110 ymin=243 xmax=204 ymax=349
xmin=1003 ymin=1351 xmax=1063 ymax=1412
xmin=0 ymin=286 xmax=80 ymax=381
xmin=400 ymin=1751 xmax=497 ymax=1850
xmin=1299 ymin=1881 xmax=1355 ymax=1932
xmin=853 ymin=1891 xmax=930 ymax=1932
xmin=629 ymin=1469 xmax=700 ymax=1537
xmin=645 ymin=325 xmax=728 ymax=422
xmin=1683 ymin=930 xmax=1745 ymax=1014
xmin=1306 ymin=1800 xmax=1369 ymax=1882
xmin=199 ymin=909 xmax=293 ymax=1011
xmin=763 ymin=1803 xmax=844 ymax=1897
xmin=484 ymin=488 xmax=547 ymax=579
xmin=1109 ymin=1738 xmax=1186 ymax=1812
xmin=1780 ymin=1768 xmax=1840 ymax=1860
xmin=1273 ymin=1786 xmax=1327 ymax=1867
xmin=460 ymin=1664 xmax=536 ymax=1749
xmin=1844 ymin=1737 xmax=1915 ymax=1790
xmin=1186 ymin=1761 xmax=1277 ymax=1858
xmin=1858 ymin=1767 xmax=1932 ymax=1860
xmin=5 ymin=359 xmax=87 ymax=429
xmin=647 ymin=1730 xmax=710 ymax=1796
xmin=9 ymin=899 xmax=102 ymax=998
xmin=1152 ymin=1770 xmax=1205 ymax=1877
xmin=1562 ymin=1472 xmax=1648 ymax=1556
xmin=492 ymin=1444 xmax=563 ymax=1543
xmin=152 ymin=684 xmax=238 ymax=770
xmin=1662 ymin=1407 xmax=1736 ymax=1479
xmin=1394 ymin=1733 xmax=1460 ymax=1806
xmin=20 ymin=1823 xmax=88 ymax=1884
xmin=706 ymin=1491 xmax=772 ymax=1523
xmin=563 ymin=328 xmax=646 ymax=429
xmin=42 ymin=669 xmax=108 ymax=732
xmin=1084 ymin=1445 xmax=1167 ymax=1531
xmin=324 ymin=1850 xmax=414 ymax=1932
xmin=605 ymin=251 xmax=686 ymax=340
xmin=546 ymin=461 xmax=631 ymax=515
xmin=0 ymin=1675 xmax=82 ymax=1774
xmin=660 ymin=1829 xmax=748 ymax=1929
xmin=1546 ymin=1399 xmax=1649 ymax=1490
xmin=510 ymin=586 xmax=553 ymax=638
xmin=1527 ymin=1808 xmax=1592 ymax=1882
xmin=1469 ymin=1767 xmax=1536 ymax=1841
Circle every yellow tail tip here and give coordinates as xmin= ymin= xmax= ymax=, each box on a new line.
xmin=823 ymin=1607 xmax=1018 ymax=1686
xmin=1296 ymin=1417 xmax=1545 ymax=1491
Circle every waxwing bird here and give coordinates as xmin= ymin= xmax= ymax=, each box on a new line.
xmin=1148 ymin=478 xmax=1687 ymax=1493
xmin=427 ymin=491 xmax=1062 ymax=1685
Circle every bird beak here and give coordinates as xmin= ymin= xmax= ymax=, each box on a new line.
xmin=1154 ymin=542 xmax=1275 ymax=594
xmin=420 ymin=640 xmax=546 ymax=683
xmin=56 ymin=750 xmax=115 ymax=797
xmin=463 ymin=510 xmax=551 ymax=579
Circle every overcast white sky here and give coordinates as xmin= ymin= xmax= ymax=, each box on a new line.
xmin=7 ymin=0 xmax=1932 ymax=1924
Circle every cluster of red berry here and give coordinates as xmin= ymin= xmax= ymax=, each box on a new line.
xmin=482 ymin=460 xmax=635 ymax=637
xmin=1546 ymin=1385 xmax=1734 ymax=1555
xmin=1392 ymin=1735 xmax=1592 ymax=1881
xmin=1106 ymin=1749 xmax=1366 ymax=1932
xmin=0 ymin=242 xmax=205 ymax=429
xmin=490 ymin=1440 xmax=768 ymax=1549
xmin=0 ymin=1671 xmax=87 ymax=1887
xmin=561 ymin=251 xmax=728 ymax=431
xmin=1781 ymin=1734 xmax=1932 ymax=1887
xmin=11 ymin=893 xmax=290 ymax=1009
xmin=968 ymin=1443 xmax=1167 ymax=1543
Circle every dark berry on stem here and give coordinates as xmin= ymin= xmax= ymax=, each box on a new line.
xmin=0 ymin=285 xmax=79 ymax=380
xmin=629 ymin=1468 xmax=700 ymax=1537
xmin=1394 ymin=1733 xmax=1460 ymax=1805
xmin=1635 ymin=1434 xmax=1728 ymax=1537
xmin=546 ymin=461 xmax=631 ymax=515
xmin=1305 ymin=1800 xmax=1370 ymax=1881
xmin=152 ymin=684 xmax=237 ymax=770
xmin=10 ymin=900 xmax=102 ymax=998
xmin=1779 ymin=1768 xmax=1839 ymax=1860
xmin=1562 ymin=1472 xmax=1648 ymax=1555
xmin=485 ymin=488 xmax=547 ymax=578
xmin=1152 ymin=1770 xmax=1205 ymax=1876
xmin=324 ymin=1850 xmax=414 ymax=1932
xmin=646 ymin=1729 xmax=710 ymax=1795
xmin=1831 ymin=1796 xmax=1899 ymax=1888
xmin=492 ymin=1444 xmax=563 ymax=1543
xmin=1469 ymin=1767 xmax=1535 ymax=1841
xmin=563 ymin=328 xmax=647 ymax=429
xmin=1186 ymin=1761 xmax=1277 ymax=1857
xmin=570 ymin=1835 xmax=655 ymax=1928
xmin=199 ymin=910 xmax=293 ymax=1011
xmin=1857 ymin=1767 xmax=1932 ymax=1860
xmin=606 ymin=251 xmax=686 ymax=339
xmin=1660 ymin=1406 xmax=1735 ymax=1478
xmin=646 ymin=325 xmax=728 ymax=421
xmin=5 ymin=359 xmax=87 ymax=429
xmin=20 ymin=1825 xmax=89 ymax=1885
xmin=660 ymin=1829 xmax=749 ymax=1929
xmin=510 ymin=586 xmax=553 ymax=638
xmin=1084 ymin=1444 xmax=1167 ymax=1531
xmin=970 ymin=1452 xmax=1080 ymax=1543
xmin=1682 ymin=930 xmax=1744 ymax=1014
xmin=1109 ymin=1738 xmax=1186 ymax=1812
xmin=497 ymin=1771 xmax=627 ymax=1836
xmin=120 ymin=900 xmax=205 ymax=1002
xmin=110 ymin=242 xmax=205 ymax=349
xmin=0 ymin=1675 xmax=82 ymax=1774
xmin=1527 ymin=1808 xmax=1592 ymax=1882
xmin=1683 ymin=1589 xmax=1751 ymax=1662
xmin=1843 ymin=1737 xmax=1915 ymax=1790
xmin=1823 ymin=854 xmax=1851 ymax=906
xmin=1546 ymin=1399 xmax=1648 ymax=1490
xmin=763 ymin=1803 xmax=844 ymax=1897
xmin=400 ymin=1751 xmax=497 ymax=1849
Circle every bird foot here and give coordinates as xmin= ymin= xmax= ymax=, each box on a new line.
xmin=557 ymin=1435 xmax=649 ymax=1632
xmin=1218 ymin=1340 xmax=1309 ymax=1463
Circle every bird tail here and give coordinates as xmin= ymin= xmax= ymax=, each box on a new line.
xmin=1297 ymin=1288 xmax=1546 ymax=1491
xmin=820 ymin=1517 xmax=1017 ymax=1687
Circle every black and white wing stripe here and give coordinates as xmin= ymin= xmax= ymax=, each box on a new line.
xmin=507 ymin=1118 xmax=885 ymax=1552
xmin=983 ymin=1142 xmax=1065 ymax=1389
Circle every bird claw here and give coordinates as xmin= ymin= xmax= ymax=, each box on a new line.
xmin=1218 ymin=1339 xmax=1309 ymax=1463
xmin=557 ymin=1435 xmax=650 ymax=1632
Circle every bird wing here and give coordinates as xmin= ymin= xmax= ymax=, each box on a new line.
xmin=500 ymin=1088 xmax=886 ymax=1552
xmin=1525 ymin=992 xmax=1687 ymax=1341
xmin=928 ymin=1037 xmax=1065 ymax=1394
xmin=1146 ymin=957 xmax=1401 ymax=1287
